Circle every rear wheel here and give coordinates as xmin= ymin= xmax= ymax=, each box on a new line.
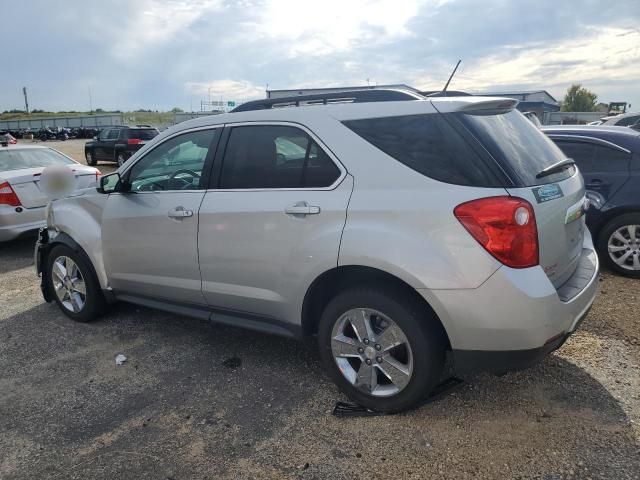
xmin=597 ymin=213 xmax=640 ymax=278
xmin=85 ymin=150 xmax=96 ymax=166
xmin=47 ymin=244 xmax=105 ymax=322
xmin=318 ymin=287 xmax=445 ymax=413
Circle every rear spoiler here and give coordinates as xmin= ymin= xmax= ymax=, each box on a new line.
xmin=431 ymin=97 xmax=519 ymax=115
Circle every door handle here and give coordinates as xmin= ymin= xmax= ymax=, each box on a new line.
xmin=168 ymin=206 xmax=193 ymax=218
xmin=285 ymin=202 xmax=321 ymax=216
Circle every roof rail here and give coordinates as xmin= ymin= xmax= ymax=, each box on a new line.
xmin=230 ymin=88 xmax=425 ymax=113
xmin=421 ymin=90 xmax=472 ymax=97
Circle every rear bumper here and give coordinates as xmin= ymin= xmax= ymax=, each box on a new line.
xmin=0 ymin=205 xmax=46 ymax=241
xmin=421 ymin=232 xmax=599 ymax=373
xmin=452 ymin=304 xmax=592 ymax=374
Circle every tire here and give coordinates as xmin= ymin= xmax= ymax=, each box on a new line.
xmin=116 ymin=152 xmax=127 ymax=167
xmin=597 ymin=213 xmax=640 ymax=278
xmin=46 ymin=244 xmax=105 ymax=322
xmin=85 ymin=150 xmax=97 ymax=166
xmin=318 ymin=286 xmax=445 ymax=413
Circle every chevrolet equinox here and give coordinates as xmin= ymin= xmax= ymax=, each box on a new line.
xmin=36 ymin=94 xmax=599 ymax=412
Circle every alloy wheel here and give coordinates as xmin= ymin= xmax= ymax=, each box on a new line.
xmin=608 ymin=224 xmax=640 ymax=271
xmin=331 ymin=308 xmax=413 ymax=397
xmin=52 ymin=256 xmax=87 ymax=313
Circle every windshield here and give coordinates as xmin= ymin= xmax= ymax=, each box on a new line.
xmin=458 ymin=110 xmax=575 ymax=186
xmin=0 ymin=148 xmax=75 ymax=172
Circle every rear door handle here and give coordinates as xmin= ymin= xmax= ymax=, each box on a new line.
xmin=285 ymin=202 xmax=320 ymax=216
xmin=168 ymin=206 xmax=193 ymax=219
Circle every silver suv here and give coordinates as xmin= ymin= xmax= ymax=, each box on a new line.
xmin=36 ymin=95 xmax=599 ymax=412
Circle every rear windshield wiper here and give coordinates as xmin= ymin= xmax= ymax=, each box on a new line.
xmin=536 ymin=158 xmax=575 ymax=179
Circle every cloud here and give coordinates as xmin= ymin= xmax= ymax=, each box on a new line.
xmin=0 ymin=0 xmax=638 ymax=111
xmin=184 ymin=80 xmax=265 ymax=102
xmin=250 ymin=0 xmax=430 ymax=56
xmin=108 ymin=0 xmax=224 ymax=61
xmin=430 ymin=27 xmax=640 ymax=101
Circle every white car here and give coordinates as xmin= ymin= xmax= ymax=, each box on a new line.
xmin=0 ymin=145 xmax=101 ymax=241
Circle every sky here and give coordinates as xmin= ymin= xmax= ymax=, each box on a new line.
xmin=1 ymin=0 xmax=639 ymax=112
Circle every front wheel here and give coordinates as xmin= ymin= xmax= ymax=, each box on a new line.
xmin=318 ymin=287 xmax=445 ymax=413
xmin=46 ymin=244 xmax=105 ymax=322
xmin=597 ymin=213 xmax=640 ymax=278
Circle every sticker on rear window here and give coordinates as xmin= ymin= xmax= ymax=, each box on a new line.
xmin=532 ymin=184 xmax=563 ymax=203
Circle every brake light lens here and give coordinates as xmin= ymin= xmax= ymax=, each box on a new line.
xmin=454 ymin=196 xmax=538 ymax=268
xmin=127 ymin=138 xmax=142 ymax=145
xmin=0 ymin=181 xmax=21 ymax=207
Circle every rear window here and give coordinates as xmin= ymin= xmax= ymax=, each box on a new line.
xmin=0 ymin=148 xmax=75 ymax=171
xmin=342 ymin=114 xmax=503 ymax=187
xmin=129 ymin=129 xmax=158 ymax=140
xmin=459 ymin=110 xmax=575 ymax=186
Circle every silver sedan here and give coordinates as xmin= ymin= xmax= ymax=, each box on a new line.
xmin=0 ymin=145 xmax=101 ymax=241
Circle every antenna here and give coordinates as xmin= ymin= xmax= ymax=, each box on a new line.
xmin=442 ymin=59 xmax=461 ymax=96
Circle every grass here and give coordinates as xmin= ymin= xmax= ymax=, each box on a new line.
xmin=0 ymin=111 xmax=175 ymax=125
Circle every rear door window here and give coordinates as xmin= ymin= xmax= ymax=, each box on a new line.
xmin=593 ymin=145 xmax=631 ymax=172
xmin=458 ymin=110 xmax=575 ymax=186
xmin=553 ymin=140 xmax=595 ymax=173
xmin=219 ymin=125 xmax=340 ymax=189
xmin=343 ymin=114 xmax=503 ymax=187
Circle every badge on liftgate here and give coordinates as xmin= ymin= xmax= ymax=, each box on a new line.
xmin=532 ymin=183 xmax=564 ymax=203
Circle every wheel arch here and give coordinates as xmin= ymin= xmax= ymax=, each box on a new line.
xmin=44 ymin=233 xmax=112 ymax=303
xmin=301 ymin=265 xmax=452 ymax=349
xmin=595 ymin=205 xmax=640 ymax=242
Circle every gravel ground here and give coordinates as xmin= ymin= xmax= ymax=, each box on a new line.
xmin=0 ymin=140 xmax=639 ymax=479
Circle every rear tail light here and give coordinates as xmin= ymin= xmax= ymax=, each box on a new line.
xmin=127 ymin=138 xmax=142 ymax=145
xmin=0 ymin=181 xmax=21 ymax=207
xmin=454 ymin=196 xmax=538 ymax=268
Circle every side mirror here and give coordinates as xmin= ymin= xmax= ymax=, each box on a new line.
xmin=98 ymin=172 xmax=125 ymax=194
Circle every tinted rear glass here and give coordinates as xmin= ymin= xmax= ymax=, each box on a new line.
xmin=129 ymin=129 xmax=158 ymax=140
xmin=0 ymin=148 xmax=75 ymax=171
xmin=342 ymin=114 xmax=503 ymax=187
xmin=458 ymin=110 xmax=575 ymax=186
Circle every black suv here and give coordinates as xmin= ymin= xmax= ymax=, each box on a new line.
xmin=543 ymin=125 xmax=640 ymax=277
xmin=84 ymin=126 xmax=159 ymax=167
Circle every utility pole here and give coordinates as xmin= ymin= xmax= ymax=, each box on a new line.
xmin=22 ymin=87 xmax=29 ymax=114
xmin=88 ymin=85 xmax=93 ymax=113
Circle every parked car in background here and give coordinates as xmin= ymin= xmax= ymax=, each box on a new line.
xmin=36 ymin=95 xmax=599 ymax=412
xmin=600 ymin=112 xmax=640 ymax=128
xmin=0 ymin=132 xmax=18 ymax=144
xmin=84 ymin=126 xmax=159 ymax=167
xmin=522 ymin=111 xmax=542 ymax=128
xmin=0 ymin=145 xmax=101 ymax=241
xmin=543 ymin=125 xmax=640 ymax=277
